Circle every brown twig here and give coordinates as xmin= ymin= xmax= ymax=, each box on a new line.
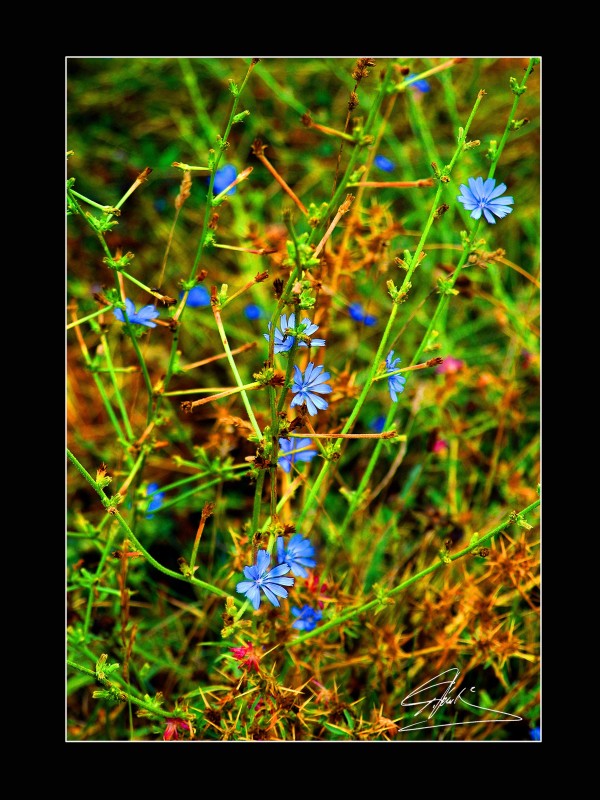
xmin=251 ymin=139 xmax=308 ymax=215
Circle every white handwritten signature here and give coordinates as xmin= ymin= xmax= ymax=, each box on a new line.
xmin=399 ymin=667 xmax=522 ymax=732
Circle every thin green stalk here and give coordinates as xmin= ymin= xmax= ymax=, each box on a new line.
xmin=406 ymin=90 xmax=438 ymax=169
xmin=66 ymin=659 xmax=174 ymax=720
xmin=337 ymin=405 xmax=397 ymax=538
xmin=82 ymin=519 xmax=117 ymax=639
xmin=159 ymin=59 xmax=258 ymax=414
xmin=152 ymin=464 xmax=248 ymax=495
xmin=307 ymin=63 xmax=395 ymax=247
xmin=184 ymin=59 xmax=258 ymax=293
xmin=66 ymin=305 xmax=114 ymax=330
xmin=295 ymin=303 xmax=399 ymax=529
xmin=296 ymin=91 xmax=485 ymax=531
xmin=66 ymin=449 xmax=240 ymax=604
xmin=67 ymin=187 xmax=155 ymax=421
xmin=155 ymin=476 xmax=240 ymax=514
xmin=488 ymin=57 xmax=539 ymax=180
xmin=250 ymin=59 xmax=307 ymax=115
xmin=119 ymin=269 xmax=168 ymax=302
xmin=251 ymin=471 xmax=266 ymax=535
xmin=69 ymin=189 xmax=117 ymax=213
xmin=268 ymin=384 xmax=278 ymax=521
xmin=286 ymin=498 xmax=540 ymax=648
xmin=413 ymin=66 xmax=536 ymax=366
xmin=99 ymin=333 xmax=135 ymax=440
xmin=69 ymin=318 xmax=131 ymax=454
xmin=179 ymin=58 xmax=221 ymax=143
xmin=212 ymin=307 xmax=261 ymax=439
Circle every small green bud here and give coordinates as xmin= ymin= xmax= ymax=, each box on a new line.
xmin=437 ymin=278 xmax=459 ymax=297
xmin=217 ymin=284 xmax=228 ymax=305
xmin=372 ymin=583 xmax=394 ymax=613
xmin=229 ymin=79 xmax=239 ymax=97
xmin=232 ymin=110 xmax=250 ymax=124
xmin=509 ymin=117 xmax=530 ymax=131
xmin=509 ymin=76 xmax=526 ymax=96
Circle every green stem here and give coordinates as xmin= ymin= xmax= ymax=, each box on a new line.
xmin=67 ymin=188 xmax=155 ymax=421
xmin=69 ymin=189 xmax=116 ymax=213
xmin=152 ymin=464 xmax=248 ymax=495
xmin=66 ymin=305 xmax=114 ymax=330
xmin=212 ymin=307 xmax=261 ymax=439
xmin=179 ymin=58 xmax=221 ymax=143
xmin=412 ymin=223 xmax=481 ymax=366
xmin=251 ymin=471 xmax=266 ymax=534
xmin=99 ymin=333 xmax=135 ymax=440
xmin=119 ymin=269 xmax=166 ymax=301
xmin=66 ymin=659 xmax=174 ymax=720
xmin=250 ymin=59 xmax=307 ymax=116
xmin=66 ymin=449 xmax=240 ymax=604
xmin=78 ymin=353 xmax=129 ymax=452
xmin=299 ymin=92 xmax=485 ymax=532
xmin=307 ymin=63 xmax=395 ymax=247
xmin=82 ymin=520 xmax=117 ymax=639
xmin=488 ymin=58 xmax=539 ymax=180
xmin=154 ymin=476 xmax=242 ymax=514
xmin=287 ymin=498 xmax=540 ymax=648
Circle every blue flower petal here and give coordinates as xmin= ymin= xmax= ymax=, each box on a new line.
xmin=374 ymin=155 xmax=395 ymax=172
xmin=261 ymin=586 xmax=282 ymax=607
xmin=487 ymin=181 xmax=508 ymax=200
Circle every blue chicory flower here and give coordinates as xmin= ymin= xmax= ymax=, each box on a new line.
xmin=348 ymin=302 xmax=377 ymax=326
xmin=530 ymin=726 xmax=541 ymax=741
xmin=113 ymin=298 xmax=160 ymax=328
xmin=291 ymin=604 xmax=323 ymax=632
xmin=277 ymin=534 xmax=317 ymax=578
xmin=385 ymin=350 xmax=407 ymax=402
xmin=236 ymin=549 xmax=294 ymax=610
xmin=290 ymin=362 xmax=333 ymax=416
xmin=408 ymin=73 xmax=430 ymax=93
xmin=369 ymin=415 xmax=386 ymax=433
xmin=244 ymin=303 xmax=263 ymax=320
xmin=213 ymin=164 xmax=237 ymax=195
xmin=146 ymin=482 xmax=165 ymax=519
xmin=278 ymin=437 xmax=317 ymax=473
xmin=457 ymin=177 xmax=514 ymax=225
xmin=374 ymin=155 xmax=395 ymax=172
xmin=264 ymin=313 xmax=326 ymax=354
xmin=179 ymin=285 xmax=210 ymax=307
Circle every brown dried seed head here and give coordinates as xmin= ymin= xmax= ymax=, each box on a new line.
xmin=251 ymin=138 xmax=267 ymax=157
xmin=136 ymin=167 xmax=153 ymax=183
xmin=352 ymin=57 xmax=376 ymax=81
xmin=175 ymin=170 xmax=192 ymax=209
xmin=348 ymin=91 xmax=359 ymax=110
xmin=301 ymin=112 xmax=313 ymax=128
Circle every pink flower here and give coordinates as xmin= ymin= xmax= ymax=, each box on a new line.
xmin=436 ymin=356 xmax=464 ymax=374
xmin=163 ymin=718 xmax=191 ymax=741
xmin=306 ymin=571 xmax=329 ymax=610
xmin=431 ymin=438 xmax=449 ymax=454
xmin=230 ymin=642 xmax=261 ymax=672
